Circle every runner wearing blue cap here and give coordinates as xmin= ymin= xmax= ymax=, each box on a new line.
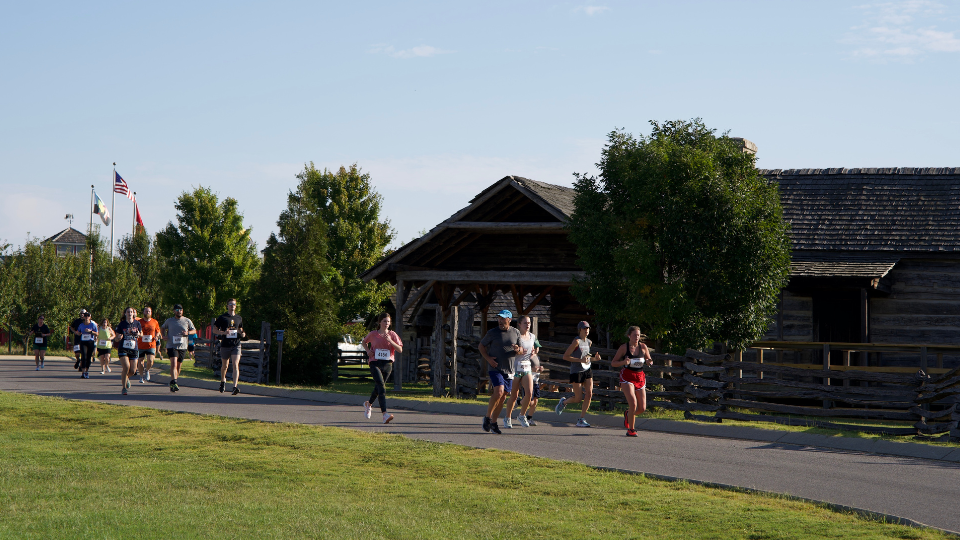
xmin=479 ymin=309 xmax=522 ymax=434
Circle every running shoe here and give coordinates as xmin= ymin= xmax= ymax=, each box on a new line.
xmin=219 ymin=382 xmax=225 ymax=393
xmin=145 ymin=371 xmax=150 ymax=381
xmin=626 ymin=429 xmax=637 ymax=437
xmin=80 ymin=373 xmax=84 ymax=379
xmin=482 ymin=417 xmax=491 ymax=432
xmin=139 ymin=377 xmax=145 ymax=384
xmin=555 ymin=397 xmax=566 ymax=415
xmin=576 ymin=418 xmax=591 ymax=428
xmin=122 ymin=388 xmax=127 ymax=395
xmin=363 ymin=401 xmax=373 ymax=419
xmin=383 ymin=413 xmax=394 ymax=424
xmin=125 ymin=379 xmax=131 ymax=389
xmin=36 ymin=366 xmax=40 ymax=371
xmin=503 ymin=417 xmax=513 ymax=429
xmin=169 ymin=381 xmax=175 ymax=392
xmin=527 ymin=416 xmax=537 ymax=426
xmin=173 ymin=382 xmax=180 ymax=392
xmin=101 ymin=369 xmax=105 ymax=375
xmin=231 ymin=386 xmax=239 ymax=395
xmin=40 ymin=362 xmax=44 ymax=368
xmin=106 ymin=366 xmax=111 ymax=373
xmin=490 ymin=422 xmax=502 ymax=435
xmin=518 ymin=414 xmax=530 ymax=427
xmin=74 ymin=361 xmax=80 ymax=370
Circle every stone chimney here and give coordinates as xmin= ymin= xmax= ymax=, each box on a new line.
xmin=731 ymin=137 xmax=757 ymax=155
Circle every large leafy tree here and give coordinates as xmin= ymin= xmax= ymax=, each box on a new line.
xmin=155 ymin=187 xmax=261 ymax=326
xmin=89 ymin=233 xmax=146 ymax=323
xmin=297 ymin=164 xmax=394 ymax=324
xmin=568 ymin=120 xmax=791 ymax=352
xmin=118 ymin=230 xmax=166 ymax=314
xmin=254 ymin=183 xmax=339 ymax=383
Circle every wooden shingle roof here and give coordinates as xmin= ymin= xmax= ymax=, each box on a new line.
xmin=761 ymin=168 xmax=960 ymax=253
xmin=44 ymin=227 xmax=87 ymax=245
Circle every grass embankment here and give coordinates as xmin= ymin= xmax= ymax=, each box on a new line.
xmin=154 ymin=360 xmax=960 ymax=449
xmin=0 ymin=391 xmax=947 ymax=540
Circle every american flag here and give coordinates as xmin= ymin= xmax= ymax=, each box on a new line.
xmin=114 ymin=171 xmax=134 ymax=201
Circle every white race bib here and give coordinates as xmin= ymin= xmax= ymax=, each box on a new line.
xmin=81 ymin=334 xmax=94 ymax=341
xmin=629 ymin=358 xmax=646 ymax=369
xmin=579 ymin=341 xmax=591 ymax=370
xmin=226 ymin=330 xmax=238 ymax=339
xmin=34 ymin=337 xmax=43 ymax=344
xmin=374 ymin=348 xmax=390 ymax=360
xmin=173 ymin=336 xmax=183 ymax=345
xmin=73 ymin=345 xmax=80 ymax=352
xmin=518 ymin=360 xmax=532 ymax=371
xmin=141 ymin=335 xmax=153 ymax=343
xmin=98 ymin=339 xmax=110 ymax=348
xmin=123 ymin=339 xmax=136 ymax=349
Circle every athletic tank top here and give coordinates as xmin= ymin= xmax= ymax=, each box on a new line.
xmin=517 ymin=334 xmax=535 ymax=371
xmin=624 ymin=342 xmax=646 ymax=372
xmin=98 ymin=328 xmax=112 ymax=349
xmin=571 ymin=338 xmax=592 ymax=373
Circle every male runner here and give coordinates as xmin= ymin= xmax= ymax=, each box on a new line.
xmin=479 ymin=309 xmax=522 ymax=434
xmin=161 ymin=304 xmax=196 ymax=392
xmin=69 ymin=310 xmax=85 ymax=370
xmin=136 ymin=306 xmax=162 ymax=383
xmin=29 ymin=315 xmax=50 ymax=370
xmin=213 ymin=299 xmax=245 ymax=395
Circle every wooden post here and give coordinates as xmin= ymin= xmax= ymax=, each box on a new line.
xmin=937 ymin=352 xmax=944 ymax=369
xmin=531 ymin=316 xmax=538 ymax=337
xmin=823 ymin=343 xmax=831 ymax=408
xmin=921 ymin=346 xmax=928 ymax=371
xmin=431 ymin=308 xmax=444 ymax=397
xmin=860 ymin=287 xmax=869 ymax=368
xmin=756 ymin=348 xmax=763 ymax=380
xmin=257 ymin=321 xmax=269 ymax=384
xmin=395 ymin=278 xmax=405 ymax=391
xmin=7 ymin=324 xmax=11 ymax=354
xmin=451 ymin=306 xmax=459 ymax=398
xmin=843 ymin=350 xmax=850 ymax=387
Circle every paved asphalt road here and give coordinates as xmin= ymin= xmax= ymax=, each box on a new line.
xmin=3 ymin=357 xmax=959 ymax=534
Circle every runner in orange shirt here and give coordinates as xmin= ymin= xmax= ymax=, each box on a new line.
xmin=136 ymin=306 xmax=162 ymax=384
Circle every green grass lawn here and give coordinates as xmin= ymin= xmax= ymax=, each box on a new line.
xmin=0 ymin=391 xmax=947 ymax=540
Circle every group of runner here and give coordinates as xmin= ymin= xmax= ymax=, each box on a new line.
xmin=27 ymin=299 xmax=247 ymax=396
xmin=359 ymin=309 xmax=653 ymax=437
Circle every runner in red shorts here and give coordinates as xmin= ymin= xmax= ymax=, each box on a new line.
xmin=610 ymin=326 xmax=652 ymax=437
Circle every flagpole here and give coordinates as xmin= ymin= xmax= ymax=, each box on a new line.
xmin=89 ymin=185 xmax=94 ymax=282
xmin=110 ymin=163 xmax=116 ymax=261
xmin=132 ymin=192 xmax=137 ymax=237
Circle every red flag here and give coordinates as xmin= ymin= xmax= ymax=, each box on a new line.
xmin=135 ymin=201 xmax=144 ymax=231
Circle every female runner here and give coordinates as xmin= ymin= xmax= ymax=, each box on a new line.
xmin=97 ymin=318 xmax=115 ymax=374
xmin=361 ymin=313 xmax=403 ymax=424
xmin=610 ymin=326 xmax=653 ymax=437
xmin=503 ymin=315 xmax=537 ymax=427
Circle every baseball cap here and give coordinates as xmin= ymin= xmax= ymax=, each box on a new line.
xmin=173 ymin=304 xmax=183 ymax=310
xmin=497 ymin=309 xmax=513 ymax=319
xmin=577 ymin=321 xmax=590 ymax=329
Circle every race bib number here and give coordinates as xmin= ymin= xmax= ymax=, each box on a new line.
xmin=73 ymin=345 xmax=80 ymax=352
xmin=81 ymin=334 xmax=94 ymax=341
xmin=123 ymin=339 xmax=136 ymax=349
xmin=141 ymin=335 xmax=153 ymax=343
xmin=518 ymin=360 xmax=532 ymax=371
xmin=226 ymin=330 xmax=238 ymax=339
xmin=374 ymin=348 xmax=390 ymax=360
xmin=173 ymin=336 xmax=183 ymax=345
xmin=629 ymin=358 xmax=646 ymax=369
xmin=34 ymin=337 xmax=43 ymax=344
xmin=98 ymin=339 xmax=110 ymax=348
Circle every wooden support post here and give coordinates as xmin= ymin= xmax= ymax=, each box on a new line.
xmin=395 ymin=278 xmax=405 ymax=391
xmin=938 ymin=352 xmax=944 ymax=369
xmin=843 ymin=350 xmax=850 ymax=387
xmin=431 ymin=308 xmax=444 ymax=397
xmin=257 ymin=321 xmax=268 ymax=384
xmin=451 ymin=306 xmax=459 ymax=398
xmin=756 ymin=348 xmax=763 ymax=380
xmin=823 ymin=343 xmax=831 ymax=408
xmin=735 ymin=349 xmax=742 ymax=399
xmin=531 ymin=316 xmax=538 ymax=337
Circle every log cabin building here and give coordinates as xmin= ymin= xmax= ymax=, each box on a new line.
xmin=362 ymin=167 xmax=960 ymax=386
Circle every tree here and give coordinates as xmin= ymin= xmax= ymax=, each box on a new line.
xmin=568 ymin=120 xmax=791 ymax=352
xmin=155 ymin=187 xmax=261 ymax=325
xmin=89 ymin=233 xmax=146 ymax=323
xmin=254 ymin=183 xmax=339 ymax=383
xmin=118 ymin=230 xmax=166 ymax=314
xmin=296 ymin=164 xmax=394 ymax=324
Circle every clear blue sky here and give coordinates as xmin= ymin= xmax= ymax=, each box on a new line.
xmin=2 ymin=1 xmax=958 ymax=252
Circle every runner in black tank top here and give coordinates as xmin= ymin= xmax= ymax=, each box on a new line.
xmin=611 ymin=326 xmax=652 ymax=437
